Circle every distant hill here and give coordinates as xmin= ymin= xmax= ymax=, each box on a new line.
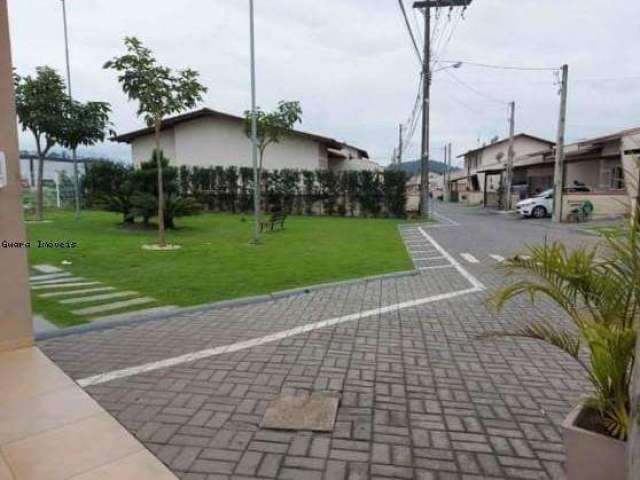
xmin=386 ymin=159 xmax=460 ymax=177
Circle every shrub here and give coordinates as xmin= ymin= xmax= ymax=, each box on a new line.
xmin=83 ymin=160 xmax=134 ymax=223
xmin=486 ymin=215 xmax=640 ymax=440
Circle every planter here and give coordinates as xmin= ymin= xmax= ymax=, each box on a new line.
xmin=563 ymin=404 xmax=627 ymax=480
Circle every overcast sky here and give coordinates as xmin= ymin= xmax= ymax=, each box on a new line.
xmin=8 ymin=0 xmax=640 ymax=167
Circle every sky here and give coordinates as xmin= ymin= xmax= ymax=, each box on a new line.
xmin=8 ymin=0 xmax=640 ymax=168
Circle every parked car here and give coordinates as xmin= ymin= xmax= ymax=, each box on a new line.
xmin=516 ymin=189 xmax=554 ymax=218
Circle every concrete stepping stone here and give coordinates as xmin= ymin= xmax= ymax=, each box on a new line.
xmin=31 ymin=282 xmax=101 ymax=291
xmin=60 ymin=291 xmax=138 ymax=305
xmin=72 ymin=297 xmax=155 ymax=316
xmin=38 ymin=287 xmax=116 ymax=298
xmin=30 ymin=277 xmax=84 ymax=286
xmin=32 ymin=264 xmax=63 ymax=273
xmin=92 ymin=305 xmax=180 ymax=323
xmin=29 ymin=272 xmax=72 ymax=282
xmin=261 ymin=391 xmax=340 ymax=432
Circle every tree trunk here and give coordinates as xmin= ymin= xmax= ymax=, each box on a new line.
xmin=154 ymin=119 xmax=166 ymax=247
xmin=36 ymin=154 xmax=44 ymax=221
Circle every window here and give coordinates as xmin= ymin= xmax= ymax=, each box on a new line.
xmin=610 ymin=166 xmax=625 ymax=190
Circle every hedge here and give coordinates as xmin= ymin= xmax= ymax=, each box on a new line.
xmin=177 ymin=166 xmax=407 ymax=218
xmin=84 ymin=160 xmax=408 ymax=219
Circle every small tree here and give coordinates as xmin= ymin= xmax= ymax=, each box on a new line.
xmin=244 ymin=101 xmax=302 ymax=176
xmin=59 ymin=100 xmax=113 ymax=218
xmin=244 ymin=100 xmax=302 ymax=217
xmin=14 ymin=66 xmax=67 ymax=220
xmin=104 ymin=37 xmax=207 ymax=247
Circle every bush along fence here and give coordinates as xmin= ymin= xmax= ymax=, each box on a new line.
xmin=84 ymin=160 xmax=408 ymax=225
xmin=179 ymin=166 xmax=407 ymax=218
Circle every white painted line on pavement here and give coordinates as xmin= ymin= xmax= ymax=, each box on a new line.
xmin=417 ymin=228 xmax=485 ymax=291
xmin=419 ymin=265 xmax=455 ymax=270
xmin=431 ymin=211 xmax=461 ymax=226
xmin=413 ymin=256 xmax=445 ymax=261
xmin=76 ymin=230 xmax=485 ymax=388
xmin=460 ymin=253 xmax=480 ymax=264
xmin=490 ymin=254 xmax=505 ymax=263
xmin=77 ymin=285 xmax=482 ymax=388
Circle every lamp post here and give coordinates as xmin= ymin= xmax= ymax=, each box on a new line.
xmin=61 ymin=0 xmax=80 ymax=220
xmin=249 ymin=0 xmax=260 ymax=244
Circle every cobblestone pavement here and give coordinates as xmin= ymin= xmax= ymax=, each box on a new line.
xmin=40 ymin=204 xmax=601 ymax=480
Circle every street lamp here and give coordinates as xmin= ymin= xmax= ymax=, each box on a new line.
xmin=248 ymin=0 xmax=260 ymax=244
xmin=60 ymin=0 xmax=80 ymax=220
xmin=432 ymin=62 xmax=462 ymax=74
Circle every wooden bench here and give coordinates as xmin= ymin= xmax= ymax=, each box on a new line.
xmin=260 ymin=212 xmax=287 ymax=232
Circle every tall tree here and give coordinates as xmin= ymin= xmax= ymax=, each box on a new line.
xmin=14 ymin=66 xmax=67 ymax=220
xmin=58 ymin=99 xmax=113 ymax=217
xmin=104 ymin=37 xmax=207 ymax=246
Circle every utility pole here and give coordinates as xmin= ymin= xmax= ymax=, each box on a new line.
xmin=552 ymin=64 xmax=569 ymax=223
xmin=446 ymin=142 xmax=452 ymax=202
xmin=61 ymin=0 xmax=80 ymax=220
xmin=504 ymin=101 xmax=515 ymax=211
xmin=413 ymin=0 xmax=472 ymax=219
xmin=443 ymin=144 xmax=449 ymax=202
xmin=249 ymin=0 xmax=260 ymax=244
xmin=397 ymin=124 xmax=403 ymax=164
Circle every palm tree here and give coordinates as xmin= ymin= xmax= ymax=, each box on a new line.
xmin=486 ymin=214 xmax=639 ymax=440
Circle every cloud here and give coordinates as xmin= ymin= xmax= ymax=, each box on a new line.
xmin=8 ymin=0 xmax=639 ymax=167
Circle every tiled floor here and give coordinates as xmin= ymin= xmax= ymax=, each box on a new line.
xmin=0 ymin=347 xmax=177 ymax=480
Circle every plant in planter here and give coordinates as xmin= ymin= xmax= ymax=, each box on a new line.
xmin=486 ymin=216 xmax=639 ymax=480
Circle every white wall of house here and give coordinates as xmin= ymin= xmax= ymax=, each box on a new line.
xmin=128 ymin=116 xmax=374 ymax=172
xmin=131 ymin=130 xmax=176 ymax=165
xmin=475 ymin=138 xmax=550 ymax=171
xmin=463 ymin=136 xmax=553 ymax=194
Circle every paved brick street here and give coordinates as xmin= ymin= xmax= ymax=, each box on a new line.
xmin=40 ymin=204 xmax=600 ymax=480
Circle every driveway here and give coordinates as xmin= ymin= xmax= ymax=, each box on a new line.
xmin=40 ymin=203 xmax=599 ymax=480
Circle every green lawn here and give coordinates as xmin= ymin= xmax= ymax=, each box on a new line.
xmin=27 ymin=210 xmax=412 ymax=327
xmin=579 ymin=222 xmax=627 ymax=237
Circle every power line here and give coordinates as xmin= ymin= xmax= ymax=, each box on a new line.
xmin=443 ymin=68 xmax=509 ymax=105
xmin=432 ymin=9 xmax=464 ymax=65
xmin=398 ymin=0 xmax=422 ymax=64
xmin=438 ymin=59 xmax=560 ymax=71
xmin=401 ymin=75 xmax=424 ymax=156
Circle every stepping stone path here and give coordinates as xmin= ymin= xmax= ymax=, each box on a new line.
xmin=30 ymin=265 xmax=175 ymax=330
xmin=39 ymin=287 xmax=117 ymax=298
xmin=71 ymin=297 xmax=156 ymax=316
xmin=60 ymin=291 xmax=139 ymax=305
xmin=33 ymin=264 xmax=63 ymax=274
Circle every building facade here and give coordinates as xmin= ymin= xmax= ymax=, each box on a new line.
xmin=114 ymin=108 xmax=379 ymax=172
xmin=448 ymin=127 xmax=640 ymax=221
xmin=453 ymin=134 xmax=556 ymax=205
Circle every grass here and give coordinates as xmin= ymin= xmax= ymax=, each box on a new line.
xmin=579 ymin=222 xmax=628 ymax=237
xmin=27 ymin=210 xmax=412 ymax=327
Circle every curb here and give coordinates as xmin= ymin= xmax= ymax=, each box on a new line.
xmin=36 ymin=269 xmax=418 ymax=341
